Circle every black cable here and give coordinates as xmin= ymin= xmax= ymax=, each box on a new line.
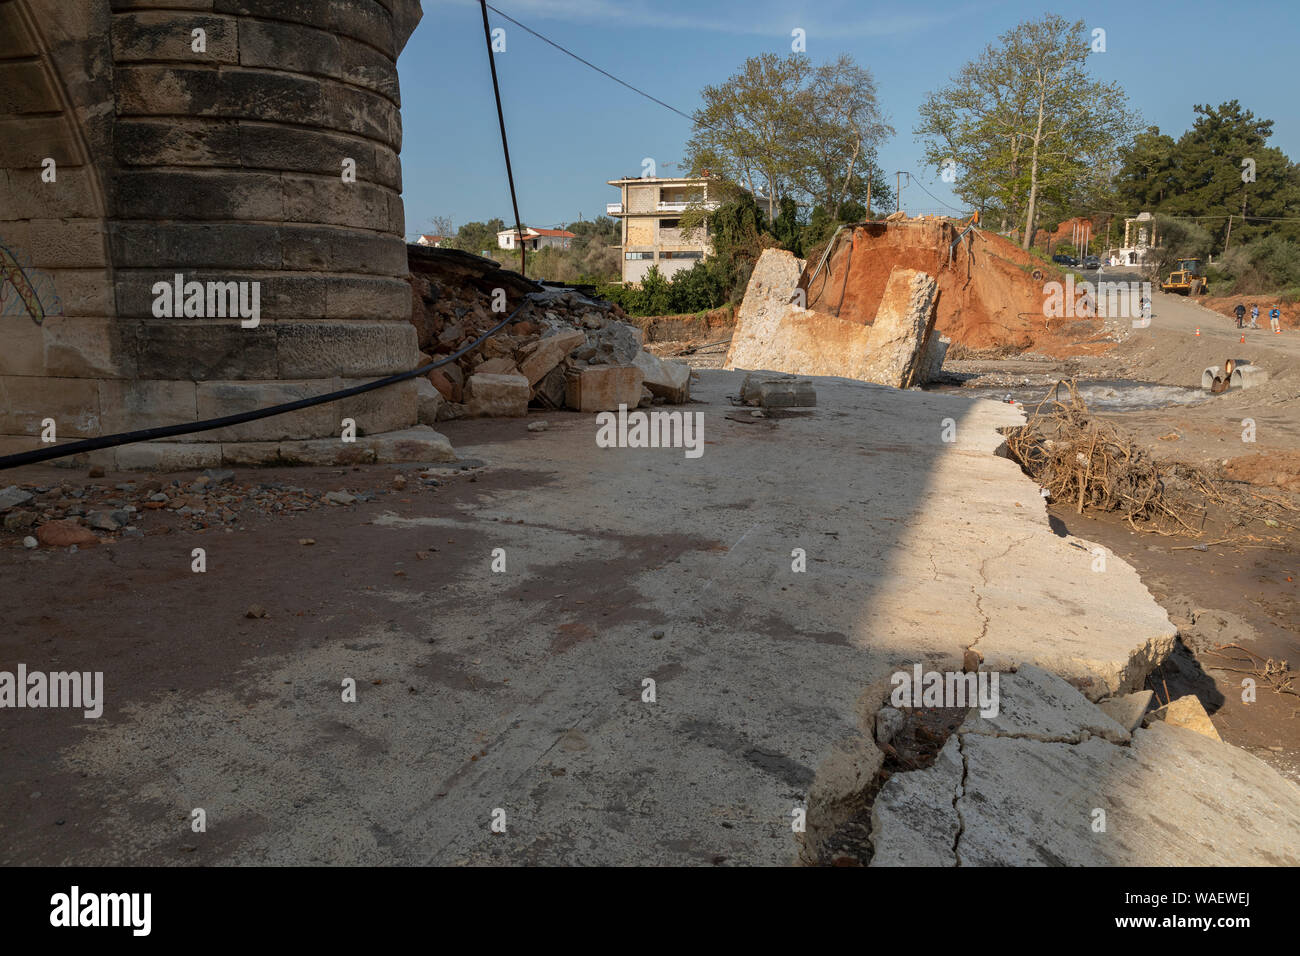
xmin=485 ymin=3 xmax=693 ymax=122
xmin=481 ymin=0 xmax=526 ymax=280
xmin=0 ymin=303 xmax=530 ymax=471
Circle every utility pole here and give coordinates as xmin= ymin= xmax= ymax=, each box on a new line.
xmin=894 ymin=171 xmax=909 ymax=214
xmin=865 ymin=169 xmax=872 ymax=220
xmin=1224 ymin=214 xmax=1233 ymax=253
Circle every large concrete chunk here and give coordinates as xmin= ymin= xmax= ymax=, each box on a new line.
xmin=1098 ymin=690 xmax=1153 ymax=733
xmin=959 ymin=663 xmax=1130 ymax=744
xmin=518 ymin=329 xmax=585 ymax=385
xmin=633 ymin=350 xmax=691 ymax=403
xmin=956 ymin=722 xmax=1300 ymax=865
xmin=870 ymin=735 xmax=963 ymax=867
xmin=858 ymin=268 xmax=938 ymax=389
xmin=564 ymin=365 xmax=643 ymax=413
xmin=465 ymin=372 xmax=528 ymax=418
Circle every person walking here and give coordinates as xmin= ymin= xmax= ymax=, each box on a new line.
xmin=1270 ymin=306 xmax=1282 ymax=333
xmin=1250 ymin=304 xmax=1260 ymax=329
xmin=1234 ymin=303 xmax=1246 ymax=328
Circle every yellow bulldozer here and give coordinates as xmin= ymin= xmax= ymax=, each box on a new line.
xmin=1160 ymin=258 xmax=1209 ymax=295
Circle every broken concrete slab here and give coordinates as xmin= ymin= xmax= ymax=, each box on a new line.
xmin=465 ymin=372 xmax=529 ymax=418
xmin=1163 ymin=694 xmax=1222 ymax=741
xmin=869 ymin=735 xmax=963 ymax=867
xmin=955 ymin=721 xmax=1300 ymax=865
xmin=564 ymin=364 xmax=643 ymax=413
xmin=723 ymin=251 xmax=947 ymax=388
xmin=518 ymin=329 xmax=585 ymax=385
xmin=959 ymin=663 xmax=1130 ymax=744
xmin=1098 ymin=690 xmax=1154 ymax=734
xmin=633 ymin=350 xmax=691 ymax=403
xmin=858 ymin=268 xmax=939 ymax=389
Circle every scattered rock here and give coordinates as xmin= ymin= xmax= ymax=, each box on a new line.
xmin=527 ymin=421 xmax=548 ymax=432
xmin=1163 ymin=694 xmax=1222 ymax=741
xmin=299 ymin=538 xmax=316 ymax=546
xmin=465 ymin=372 xmax=529 ymax=418
xmin=86 ymin=511 xmax=124 ymax=532
xmin=23 ymin=536 xmax=37 ymax=549
xmin=0 ymin=485 xmax=34 ymax=513
xmin=36 ymin=519 xmax=98 ymax=548
xmin=324 ymin=491 xmax=356 ymax=506
xmin=245 ymin=605 xmax=268 ymax=619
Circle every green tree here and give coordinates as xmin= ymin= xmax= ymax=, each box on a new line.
xmin=451 ymin=218 xmax=504 ymax=257
xmin=916 ymin=14 xmax=1139 ymax=248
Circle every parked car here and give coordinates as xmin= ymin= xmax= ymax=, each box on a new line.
xmin=1051 ymin=254 xmax=1077 ymax=266
xmin=1081 ymin=256 xmax=1100 ymax=270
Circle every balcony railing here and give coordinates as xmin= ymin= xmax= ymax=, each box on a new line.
xmin=657 ymin=200 xmax=719 ymax=212
xmin=606 ymin=203 xmax=623 ymax=215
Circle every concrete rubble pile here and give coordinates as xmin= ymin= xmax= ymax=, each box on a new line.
xmin=408 ymin=245 xmax=692 ymax=422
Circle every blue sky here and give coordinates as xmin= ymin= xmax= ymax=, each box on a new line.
xmin=397 ymin=0 xmax=1300 ymax=238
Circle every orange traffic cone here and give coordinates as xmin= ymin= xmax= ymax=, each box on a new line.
xmin=1195 ymin=327 xmax=1200 ymax=336
xmin=1241 ymin=334 xmax=1246 ymax=343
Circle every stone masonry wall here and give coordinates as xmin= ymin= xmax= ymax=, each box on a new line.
xmin=0 ymin=0 xmax=423 ymax=468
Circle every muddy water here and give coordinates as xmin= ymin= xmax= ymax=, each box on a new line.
xmin=934 ymin=379 xmax=1213 ymax=413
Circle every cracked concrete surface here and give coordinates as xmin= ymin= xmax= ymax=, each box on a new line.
xmin=5 ymin=370 xmax=1189 ymax=864
xmin=871 ymin=665 xmax=1300 ymax=865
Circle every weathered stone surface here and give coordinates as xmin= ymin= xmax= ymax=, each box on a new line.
xmin=116 ymin=441 xmax=222 ymax=471
xmin=959 ymin=664 xmax=1130 ymax=744
xmin=36 ymin=519 xmax=98 ymax=548
xmin=870 ymin=735 xmax=963 ymax=867
xmin=875 ymin=705 xmax=904 ymax=746
xmin=858 ymin=268 xmax=938 ymax=389
xmin=723 ymin=249 xmax=807 ymax=372
xmin=465 ymin=373 xmax=528 ymax=418
xmin=518 ymin=329 xmax=584 ymax=385
xmin=633 ymin=350 xmax=691 ymax=403
xmin=276 ymin=321 xmax=417 ymax=378
xmin=956 ymin=722 xmax=1300 ymax=865
xmin=1098 ymin=690 xmax=1154 ymax=733
xmin=1164 ymin=695 xmax=1222 ymax=741
xmin=564 ymin=365 xmax=643 ymax=413
xmin=416 ymin=378 xmax=444 ymax=425
xmin=916 ymin=333 xmax=950 ymax=385
xmin=0 ymin=485 xmax=34 ymax=512
xmin=196 ymin=380 xmax=336 ymax=441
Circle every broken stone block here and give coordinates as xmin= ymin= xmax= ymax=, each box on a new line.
xmin=518 ymin=329 xmax=585 ymax=385
xmin=416 ymin=378 xmax=444 ymax=426
xmin=427 ymin=367 xmax=459 ymax=402
xmin=739 ymin=372 xmax=816 ymax=408
xmin=633 ymin=350 xmax=691 ymax=403
xmin=564 ymin=365 xmax=643 ymax=413
xmin=532 ymin=365 xmax=567 ymax=409
xmin=916 ymin=333 xmax=950 ymax=385
xmin=859 ymin=267 xmax=939 ymax=389
xmin=465 ymin=373 xmax=529 ymax=418
xmin=435 ymin=401 xmax=466 ymax=422
xmin=1164 ymin=695 xmax=1222 ymax=741
xmin=959 ymin=664 xmax=1130 ymax=744
xmin=1098 ymin=690 xmax=1154 ymax=733
xmin=870 ymin=734 xmax=963 ymax=867
xmin=475 ymin=356 xmax=519 ymax=376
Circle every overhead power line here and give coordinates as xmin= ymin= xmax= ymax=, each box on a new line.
xmin=485 ymin=3 xmax=694 ymax=122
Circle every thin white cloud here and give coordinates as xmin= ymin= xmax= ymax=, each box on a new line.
xmin=430 ymin=0 xmax=967 ymax=39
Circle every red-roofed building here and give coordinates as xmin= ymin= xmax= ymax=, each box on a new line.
xmin=496 ymin=226 xmax=577 ymax=252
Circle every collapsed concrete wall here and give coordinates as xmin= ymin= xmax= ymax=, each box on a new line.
xmin=0 ymin=0 xmax=424 ymax=469
xmin=724 ymin=248 xmax=945 ymax=388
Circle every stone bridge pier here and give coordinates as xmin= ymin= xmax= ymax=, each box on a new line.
xmin=0 ymin=0 xmax=430 ymax=469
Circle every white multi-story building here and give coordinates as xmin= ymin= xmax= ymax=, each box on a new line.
xmin=605 ymin=175 xmax=719 ymax=284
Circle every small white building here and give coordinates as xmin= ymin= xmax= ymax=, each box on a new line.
xmin=1111 ymin=212 xmax=1157 ymax=267
xmin=416 ymin=234 xmax=451 ymax=247
xmin=496 ymin=227 xmax=577 ymax=252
